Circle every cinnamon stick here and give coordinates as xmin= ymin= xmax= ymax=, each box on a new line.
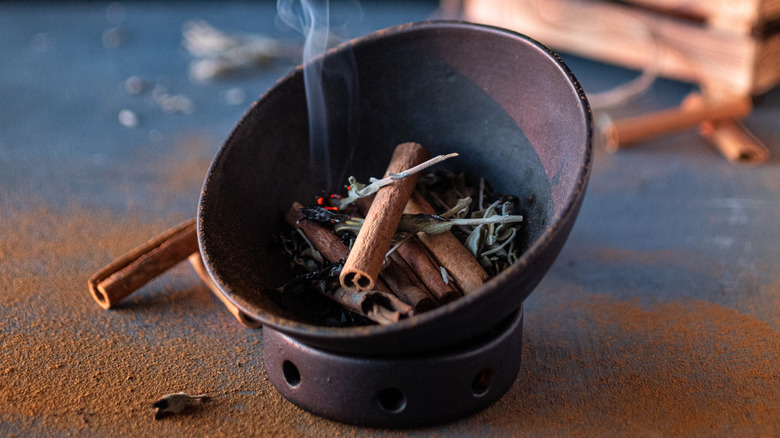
xmin=88 ymin=219 xmax=264 ymax=326
xmin=394 ymin=237 xmax=461 ymax=303
xmin=285 ymin=203 xmax=418 ymax=320
xmin=404 ymin=191 xmax=489 ymax=293
xmin=600 ymin=95 xmax=752 ymax=151
xmin=353 ymin=196 xmax=461 ymax=304
xmin=286 ymin=203 xmax=349 ymax=262
xmin=700 ymin=119 xmax=770 ymax=164
xmin=681 ymin=92 xmax=769 ymax=164
xmin=382 ymin=253 xmax=437 ymax=312
xmin=187 ymin=253 xmax=262 ymax=328
xmin=340 ymin=142 xmax=430 ymax=291
xmin=88 ymin=219 xmax=199 ymax=309
xmin=328 ymin=288 xmax=413 ymax=325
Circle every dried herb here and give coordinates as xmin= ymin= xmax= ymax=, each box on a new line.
xmin=416 ymin=169 xmax=526 ymax=276
xmin=273 ymin=151 xmax=528 ymax=326
xmin=338 ymin=153 xmax=458 ymax=209
xmin=300 ymin=207 xmax=522 ymax=238
xmin=183 ymin=20 xmax=301 ymax=81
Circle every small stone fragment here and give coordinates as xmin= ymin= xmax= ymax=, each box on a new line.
xmin=124 ymin=76 xmax=146 ymax=95
xmin=118 ymin=109 xmax=139 ymax=128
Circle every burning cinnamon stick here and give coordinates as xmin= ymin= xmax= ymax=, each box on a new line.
xmin=88 ymin=219 xmax=199 ymax=309
xmin=404 ymin=191 xmax=489 ymax=293
xmin=286 ymin=203 xmax=349 ymax=262
xmin=340 ymin=142 xmax=430 ymax=291
xmin=681 ymin=92 xmax=769 ymax=164
xmin=600 ymin=94 xmax=752 ymax=151
xmin=285 ymin=203 xmax=418 ymax=320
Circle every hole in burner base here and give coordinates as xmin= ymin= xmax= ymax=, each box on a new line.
xmin=376 ymin=387 xmax=406 ymax=414
xmin=472 ymin=369 xmax=492 ymax=396
xmin=283 ymin=360 xmax=301 ymax=387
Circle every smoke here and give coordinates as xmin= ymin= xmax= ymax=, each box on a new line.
xmin=277 ymin=0 xmax=362 ymax=193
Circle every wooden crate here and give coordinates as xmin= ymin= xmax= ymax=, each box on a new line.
xmin=461 ymin=0 xmax=780 ymax=96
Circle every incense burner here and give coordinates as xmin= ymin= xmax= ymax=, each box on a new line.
xmin=199 ymin=21 xmax=592 ymax=426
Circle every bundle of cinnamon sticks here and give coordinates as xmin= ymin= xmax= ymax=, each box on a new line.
xmin=283 ymin=142 xmax=494 ymax=325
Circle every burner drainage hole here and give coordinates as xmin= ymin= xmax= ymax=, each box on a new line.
xmin=376 ymin=387 xmax=406 ymax=414
xmin=472 ymin=369 xmax=492 ymax=396
xmin=282 ymin=360 xmax=301 ymax=387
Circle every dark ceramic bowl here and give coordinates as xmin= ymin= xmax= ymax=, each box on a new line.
xmin=199 ymin=21 xmax=592 ymax=355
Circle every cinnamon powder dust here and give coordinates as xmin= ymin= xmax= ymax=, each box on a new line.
xmin=2 ymin=203 xmax=776 ymax=436
xmin=1 ymin=137 xmax=777 ymax=436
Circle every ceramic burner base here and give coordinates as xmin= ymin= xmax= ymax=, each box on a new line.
xmin=263 ymin=307 xmax=523 ymax=428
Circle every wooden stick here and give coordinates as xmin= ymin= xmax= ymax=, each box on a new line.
xmin=187 ymin=253 xmax=262 ymax=328
xmin=285 ymin=203 xmax=419 ymax=319
xmin=340 ymin=142 xmax=430 ymax=291
xmin=88 ymin=219 xmax=199 ymax=309
xmin=681 ymin=92 xmax=770 ymax=164
xmin=404 ymin=191 xmax=489 ymax=294
xmin=600 ymin=94 xmax=752 ymax=151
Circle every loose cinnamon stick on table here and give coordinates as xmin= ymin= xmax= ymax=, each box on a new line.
xmin=340 ymin=142 xmax=430 ymax=292
xmin=88 ymin=219 xmax=199 ymax=309
xmin=187 ymin=253 xmax=262 ymax=328
xmin=680 ymin=92 xmax=769 ymax=164
xmin=285 ymin=203 xmax=418 ymax=321
xmin=700 ymin=119 xmax=770 ymax=164
xmin=87 ymin=218 xmax=260 ymax=327
xmin=600 ymin=94 xmax=752 ymax=151
xmin=404 ymin=191 xmax=490 ymax=294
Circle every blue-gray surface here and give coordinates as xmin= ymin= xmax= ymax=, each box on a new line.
xmin=1 ymin=1 xmax=778 ymax=436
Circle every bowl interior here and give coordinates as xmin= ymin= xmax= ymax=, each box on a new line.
xmin=199 ymin=21 xmax=592 ymax=354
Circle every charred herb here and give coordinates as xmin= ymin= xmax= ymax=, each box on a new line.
xmin=273 ymin=230 xmax=371 ymax=327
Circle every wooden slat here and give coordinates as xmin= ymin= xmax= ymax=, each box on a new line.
xmin=462 ymin=0 xmax=780 ymax=95
xmin=622 ymin=0 xmax=780 ymax=33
